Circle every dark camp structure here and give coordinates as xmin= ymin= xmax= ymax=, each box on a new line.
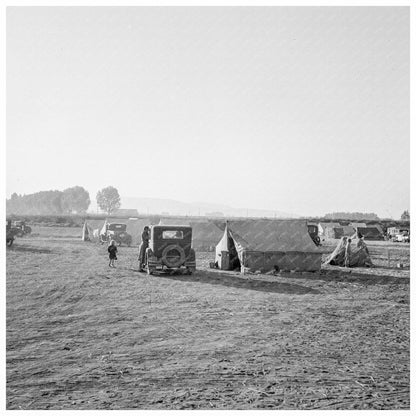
xmin=354 ymin=226 xmax=385 ymax=241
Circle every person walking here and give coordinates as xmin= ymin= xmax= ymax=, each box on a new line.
xmin=108 ymin=240 xmax=118 ymax=267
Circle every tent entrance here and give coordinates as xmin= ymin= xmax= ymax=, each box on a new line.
xmin=228 ymin=237 xmax=241 ymax=271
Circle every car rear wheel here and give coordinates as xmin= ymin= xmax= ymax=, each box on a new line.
xmin=162 ymin=245 xmax=186 ymax=268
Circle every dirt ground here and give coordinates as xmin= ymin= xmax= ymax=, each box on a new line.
xmin=6 ymin=227 xmax=410 ymax=410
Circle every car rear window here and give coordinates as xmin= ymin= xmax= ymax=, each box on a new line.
xmin=162 ymin=230 xmax=184 ymax=239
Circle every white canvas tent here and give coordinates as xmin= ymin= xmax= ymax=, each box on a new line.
xmin=100 ymin=220 xmax=108 ymax=237
xmin=81 ymin=219 xmax=107 ymax=242
xmin=325 ymin=237 xmax=373 ymax=267
xmin=81 ymin=222 xmax=91 ymax=241
xmin=318 ymin=222 xmax=341 ymax=238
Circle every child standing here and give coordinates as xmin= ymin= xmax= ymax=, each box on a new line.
xmin=108 ymin=240 xmax=118 ymax=267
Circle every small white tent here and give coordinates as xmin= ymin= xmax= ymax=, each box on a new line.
xmin=81 ymin=219 xmax=107 ymax=242
xmin=81 ymin=222 xmax=91 ymax=241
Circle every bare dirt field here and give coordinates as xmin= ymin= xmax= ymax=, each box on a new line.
xmin=6 ymin=227 xmax=410 ymax=410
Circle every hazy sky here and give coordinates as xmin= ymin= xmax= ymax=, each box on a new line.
xmin=6 ymin=7 xmax=409 ymax=218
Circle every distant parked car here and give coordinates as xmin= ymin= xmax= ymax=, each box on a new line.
xmin=144 ymin=225 xmax=196 ymax=275
xmin=12 ymin=220 xmax=32 ymax=237
xmin=100 ymin=223 xmax=132 ymax=246
xmin=6 ymin=220 xmax=20 ymax=247
xmin=393 ymin=231 xmax=410 ymax=243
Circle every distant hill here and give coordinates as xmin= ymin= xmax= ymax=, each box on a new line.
xmin=120 ymin=196 xmax=297 ymax=219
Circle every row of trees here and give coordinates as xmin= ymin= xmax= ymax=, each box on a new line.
xmin=6 ymin=186 xmax=121 ymax=216
xmin=324 ymin=211 xmax=410 ymax=221
xmin=324 ymin=212 xmax=380 ymax=220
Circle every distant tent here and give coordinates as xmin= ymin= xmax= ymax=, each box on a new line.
xmin=372 ymin=224 xmax=384 ymax=235
xmin=124 ymin=218 xmax=153 ymax=245
xmin=318 ymin=223 xmax=341 ymax=239
xmin=190 ymin=221 xmax=223 ymax=251
xmin=354 ymin=227 xmax=384 ymax=241
xmin=81 ymin=222 xmax=91 ymax=241
xmin=100 ymin=220 xmax=108 ymax=237
xmin=333 ymin=227 xmax=344 ymax=239
xmin=215 ymin=220 xmax=322 ymax=273
xmin=80 ymin=219 xmax=107 ymax=241
xmin=156 ymin=219 xmax=223 ymax=250
xmin=333 ymin=226 xmax=355 ymax=239
xmin=113 ymin=208 xmax=139 ymax=217
xmin=342 ymin=226 xmax=355 ymax=237
xmin=350 ymin=222 xmax=367 ymax=229
xmin=325 ymin=237 xmax=373 ymax=267
xmin=158 ymin=218 xmax=191 ymax=226
xmin=107 ymin=217 xmax=153 ymax=245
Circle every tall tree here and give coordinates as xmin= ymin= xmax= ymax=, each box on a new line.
xmin=62 ymin=186 xmax=91 ymax=214
xmin=96 ymin=186 xmax=121 ymax=215
xmin=6 ymin=190 xmax=63 ymax=215
xmin=400 ymin=210 xmax=410 ymax=221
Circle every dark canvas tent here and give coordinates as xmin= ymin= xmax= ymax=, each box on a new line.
xmin=124 ymin=218 xmax=153 ymax=245
xmin=190 ymin=221 xmax=223 ymax=251
xmin=109 ymin=217 xmax=153 ymax=245
xmin=333 ymin=226 xmax=355 ymax=239
xmin=350 ymin=222 xmax=367 ymax=229
xmin=372 ymin=224 xmax=384 ymax=235
xmin=342 ymin=226 xmax=356 ymax=237
xmin=158 ymin=218 xmax=191 ymax=226
xmin=157 ymin=219 xmax=221 ymax=250
xmin=215 ymin=220 xmax=322 ymax=273
xmin=354 ymin=227 xmax=384 ymax=241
